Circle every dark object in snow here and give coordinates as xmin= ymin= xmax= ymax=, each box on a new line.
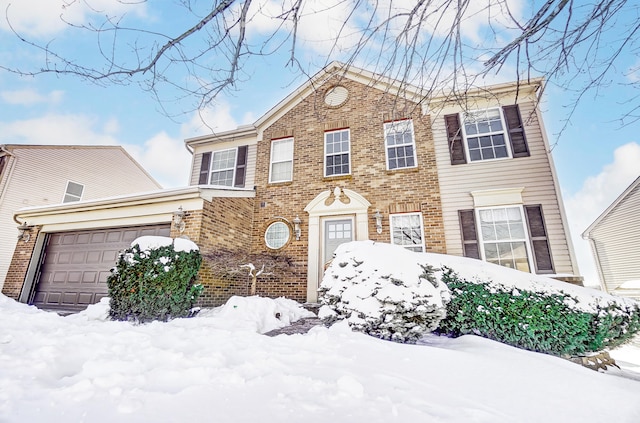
xmin=263 ymin=318 xmax=325 ymax=336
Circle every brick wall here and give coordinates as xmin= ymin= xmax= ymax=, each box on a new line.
xmin=2 ymin=226 xmax=41 ymax=300
xmin=250 ymin=77 xmax=447 ymax=301
xmin=174 ymin=197 xmax=255 ymax=307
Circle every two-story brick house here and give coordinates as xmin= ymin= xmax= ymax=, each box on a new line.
xmin=3 ymin=62 xmax=581 ymax=312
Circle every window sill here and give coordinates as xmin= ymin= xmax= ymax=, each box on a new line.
xmin=267 ymin=181 xmax=293 ymax=187
xmin=322 ymin=175 xmax=353 ymax=182
xmin=385 ymin=166 xmax=420 ymax=175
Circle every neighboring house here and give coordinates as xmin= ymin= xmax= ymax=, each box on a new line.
xmin=0 ymin=145 xmax=162 ymax=294
xmin=2 ymin=63 xmax=582 ymax=313
xmin=582 ymin=175 xmax=640 ymax=299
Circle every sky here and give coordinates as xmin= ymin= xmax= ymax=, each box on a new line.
xmin=1 ymin=240 xmax=640 ymax=422
xmin=0 ymin=0 xmax=639 ymax=288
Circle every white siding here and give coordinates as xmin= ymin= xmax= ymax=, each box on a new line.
xmin=432 ymin=100 xmax=577 ymax=275
xmin=0 ymin=146 xmax=161 ymax=289
xmin=589 ymin=182 xmax=640 ymax=293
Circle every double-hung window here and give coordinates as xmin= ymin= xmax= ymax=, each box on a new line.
xmin=199 ymin=146 xmax=248 ymax=187
xmin=390 ymin=212 xmax=425 ymax=252
xmin=324 ymin=129 xmax=350 ymax=177
xmin=384 ymin=119 xmax=417 ymax=170
xmin=269 ymin=138 xmax=294 ymax=183
xmin=477 ymin=206 xmax=531 ymax=272
xmin=446 ymin=105 xmax=529 ymax=165
xmin=210 ymin=148 xmax=237 ymax=186
xmin=462 ymin=108 xmax=510 ymax=162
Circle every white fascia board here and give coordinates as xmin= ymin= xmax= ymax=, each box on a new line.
xmin=14 ymin=186 xmax=255 ymax=227
xmin=185 ymin=125 xmax=259 ymax=148
xmin=425 ymin=78 xmax=544 ymax=115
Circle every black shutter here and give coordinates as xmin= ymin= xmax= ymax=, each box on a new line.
xmin=458 ymin=209 xmax=480 ymax=259
xmin=503 ymin=105 xmax=529 ymax=158
xmin=234 ymin=146 xmax=248 ymax=188
xmin=524 ymin=205 xmax=554 ymax=273
xmin=445 ymin=113 xmax=467 ymax=165
xmin=198 ymin=152 xmax=211 ymax=185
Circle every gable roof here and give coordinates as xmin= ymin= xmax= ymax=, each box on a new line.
xmin=1 ymin=144 xmax=161 ymax=189
xmin=185 ymin=61 xmax=544 ymax=147
xmin=185 ymin=62 xmax=426 ymax=147
xmin=582 ymin=175 xmax=640 ymax=238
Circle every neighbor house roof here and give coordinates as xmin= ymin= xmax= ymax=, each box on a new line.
xmin=1 ymin=144 xmax=162 ymax=189
xmin=582 ymin=175 xmax=640 ymax=239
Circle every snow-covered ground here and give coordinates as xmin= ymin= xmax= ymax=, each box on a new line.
xmin=1 ymin=293 xmax=640 ymax=423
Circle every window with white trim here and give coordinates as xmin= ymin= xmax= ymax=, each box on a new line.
xmin=209 ymin=148 xmax=237 ymax=186
xmin=384 ymin=119 xmax=417 ymax=170
xmin=269 ymin=138 xmax=294 ymax=183
xmin=63 ymin=181 xmax=84 ymax=203
xmin=390 ymin=212 xmax=425 ymax=252
xmin=324 ymin=129 xmax=350 ymax=177
xmin=462 ymin=108 xmax=510 ymax=162
xmin=265 ymin=221 xmax=291 ymax=250
xmin=477 ymin=206 xmax=531 ymax=272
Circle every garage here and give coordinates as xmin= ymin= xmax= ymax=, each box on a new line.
xmin=32 ymin=224 xmax=171 ymax=313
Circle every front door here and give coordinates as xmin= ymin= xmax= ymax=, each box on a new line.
xmin=323 ymin=217 xmax=354 ymax=266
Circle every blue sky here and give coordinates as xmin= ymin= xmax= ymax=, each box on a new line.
xmin=1 ymin=0 xmax=639 ymax=287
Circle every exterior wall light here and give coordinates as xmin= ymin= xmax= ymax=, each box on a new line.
xmin=373 ymin=210 xmax=383 ymax=234
xmin=173 ymin=206 xmax=186 ymax=233
xmin=293 ymin=215 xmax=302 ymax=241
xmin=17 ymin=221 xmax=32 ymax=242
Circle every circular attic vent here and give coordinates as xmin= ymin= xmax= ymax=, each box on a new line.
xmin=324 ymin=86 xmax=349 ymax=107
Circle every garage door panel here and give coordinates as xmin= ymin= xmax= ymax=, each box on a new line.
xmin=67 ymin=271 xmax=82 ymax=283
xmin=82 ymin=271 xmax=97 ymax=283
xmin=86 ymin=251 xmax=102 ymax=264
xmin=62 ymin=234 xmax=77 ymax=245
xmin=78 ymin=293 xmax=94 ymax=305
xmin=71 ymin=252 xmax=86 ymax=264
xmin=57 ymin=252 xmax=71 ymax=264
xmin=106 ymin=231 xmax=122 ymax=242
xmin=33 ymin=224 xmax=172 ymax=313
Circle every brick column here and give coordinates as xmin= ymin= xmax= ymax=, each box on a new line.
xmin=2 ymin=226 xmax=41 ymax=300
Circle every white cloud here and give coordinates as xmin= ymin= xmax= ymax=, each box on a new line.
xmin=124 ymin=133 xmax=191 ymax=189
xmin=1 ymin=89 xmax=64 ymax=106
xmin=180 ymin=100 xmax=241 ymax=140
xmin=564 ymin=142 xmax=640 ymax=288
xmin=0 ymin=113 xmax=119 ymax=145
xmin=0 ymin=0 xmax=147 ymax=38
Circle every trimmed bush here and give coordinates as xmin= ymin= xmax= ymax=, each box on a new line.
xmin=108 ymin=238 xmax=203 ymax=323
xmin=318 ymin=241 xmax=450 ymax=343
xmin=437 ymin=267 xmax=640 ymax=356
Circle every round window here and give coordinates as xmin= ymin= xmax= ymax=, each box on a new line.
xmin=265 ymin=221 xmax=290 ymax=249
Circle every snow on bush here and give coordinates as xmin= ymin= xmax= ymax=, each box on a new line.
xmin=318 ymin=241 xmax=450 ymax=343
xmin=108 ymin=236 xmax=203 ymax=323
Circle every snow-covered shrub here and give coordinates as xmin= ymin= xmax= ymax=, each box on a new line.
xmin=437 ymin=267 xmax=640 ymax=356
xmin=108 ymin=236 xmax=203 ymax=323
xmin=318 ymin=241 xmax=450 ymax=343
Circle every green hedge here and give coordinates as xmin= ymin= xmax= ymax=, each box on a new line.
xmin=436 ymin=267 xmax=640 ymax=356
xmin=107 ymin=242 xmax=203 ymax=323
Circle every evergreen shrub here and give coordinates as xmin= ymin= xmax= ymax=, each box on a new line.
xmin=107 ymin=241 xmax=203 ymax=323
xmin=436 ymin=267 xmax=640 ymax=356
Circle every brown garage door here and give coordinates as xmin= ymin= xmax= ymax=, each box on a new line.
xmin=32 ymin=224 xmax=171 ymax=313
